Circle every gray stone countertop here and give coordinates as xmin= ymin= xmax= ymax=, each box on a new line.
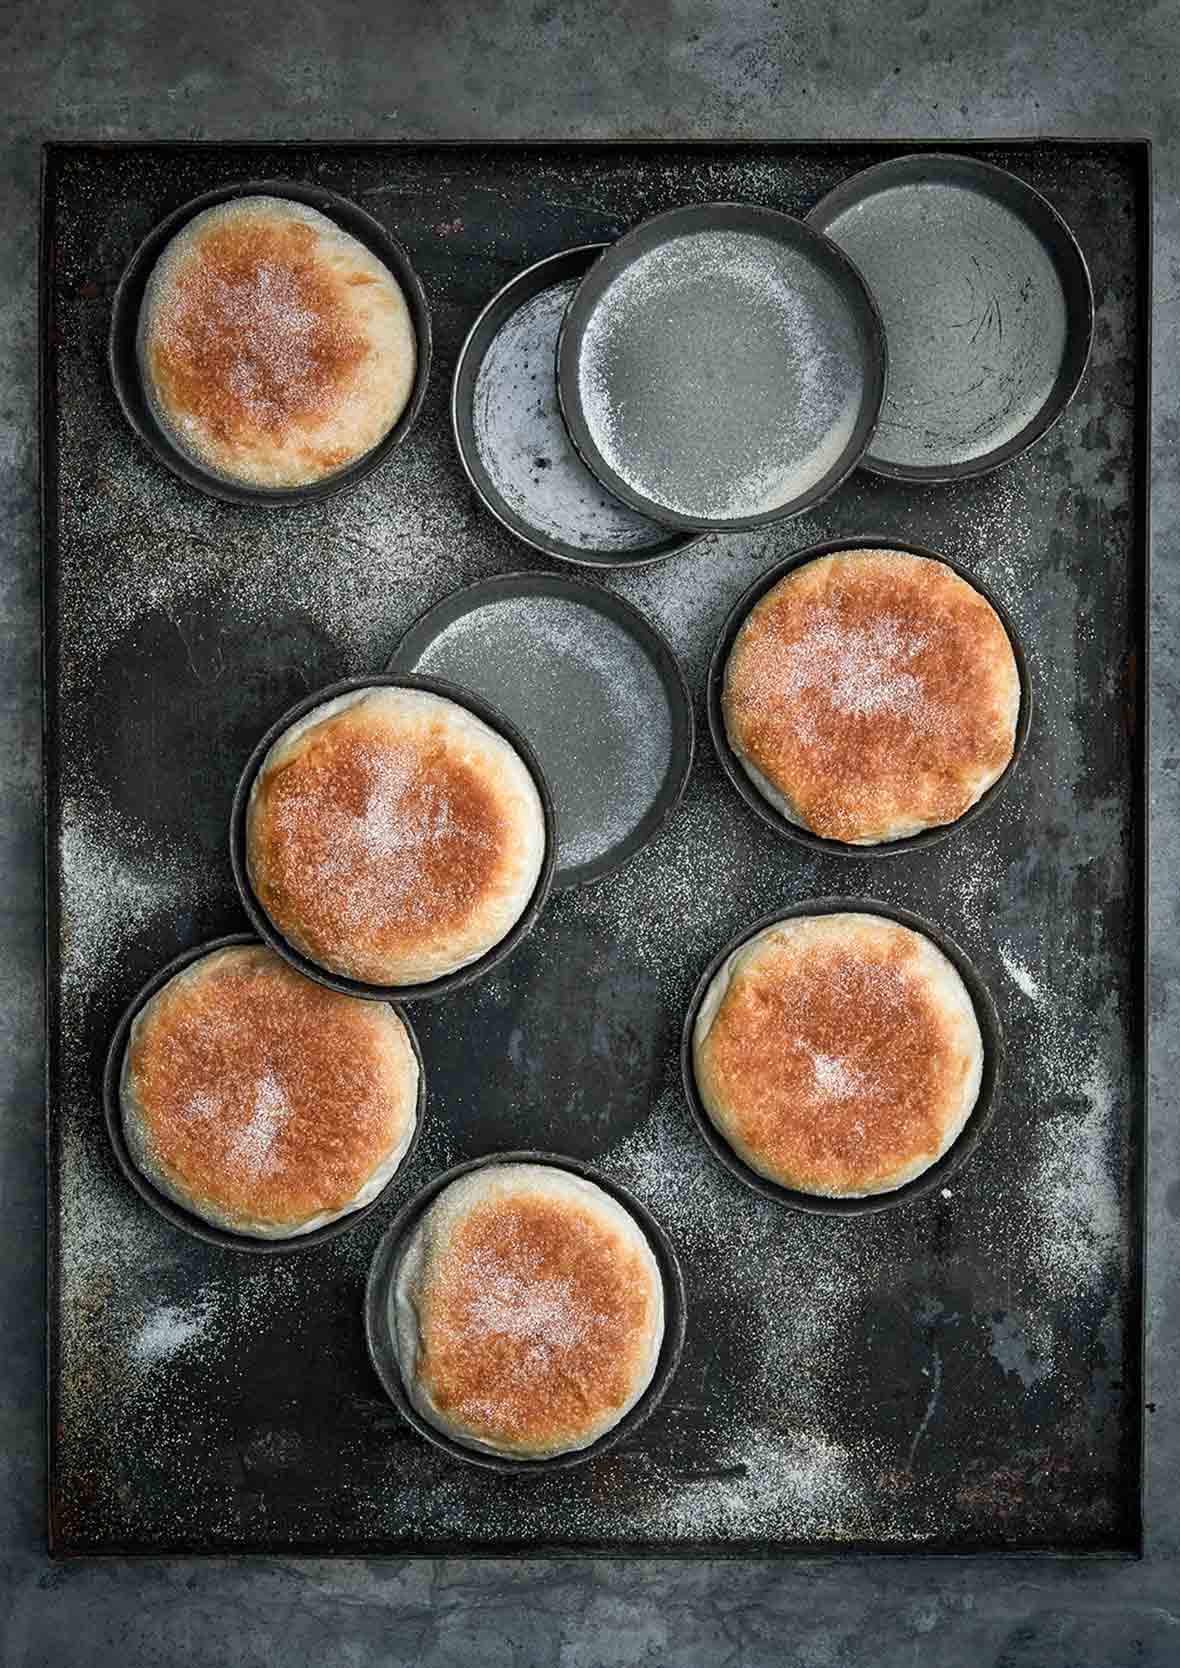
xmin=1 ymin=2 xmax=1176 ymax=1662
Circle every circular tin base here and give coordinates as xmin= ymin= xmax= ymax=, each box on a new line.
xmin=389 ymin=573 xmax=694 ymax=889
xmin=807 ymin=153 xmax=1093 ymax=481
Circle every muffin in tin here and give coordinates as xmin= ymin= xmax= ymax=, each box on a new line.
xmin=691 ymin=911 xmax=983 ymax=1198
xmin=245 ymin=685 xmax=548 ymax=989
xmin=721 ymin=546 xmax=1021 ymax=845
xmin=120 ymin=942 xmax=419 ymax=1239
xmin=138 ymin=194 xmax=417 ymax=488
xmin=394 ymin=1162 xmax=665 ymax=1459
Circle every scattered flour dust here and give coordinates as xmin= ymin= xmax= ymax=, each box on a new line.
xmin=464 ymin=1256 xmax=590 ymax=1355
xmin=131 ymin=1295 xmax=222 ymax=1366
xmin=653 ymin=1429 xmax=868 ymax=1544
xmin=226 ymin=1070 xmax=292 ymax=1179
xmin=809 ymin=1051 xmax=861 ymax=1099
xmin=987 ymin=933 xmax=1121 ymax=1301
xmin=600 ymin=1091 xmax=900 ymax=1542
xmin=757 ymin=608 xmax=932 ymax=731
xmin=1024 ymin=1056 xmax=1121 ymax=1298
xmin=57 ymin=795 xmax=201 ymax=1001
xmin=998 ymin=947 xmax=1041 ymax=1002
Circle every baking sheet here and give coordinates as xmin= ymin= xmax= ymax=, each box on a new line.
xmin=42 ymin=141 xmax=1148 ymax=1556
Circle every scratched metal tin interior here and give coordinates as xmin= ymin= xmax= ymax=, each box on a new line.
xmin=43 ymin=143 xmax=1147 ymax=1556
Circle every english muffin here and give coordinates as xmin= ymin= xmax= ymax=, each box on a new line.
xmin=245 ymin=686 xmax=547 ymax=988
xmin=692 ymin=912 xmax=983 ymax=1196
xmin=121 ymin=943 xmax=419 ymax=1238
xmin=722 ymin=547 xmax=1021 ymax=844
xmin=394 ymin=1163 xmax=664 ymax=1458
xmin=138 ymin=194 xmax=416 ymax=487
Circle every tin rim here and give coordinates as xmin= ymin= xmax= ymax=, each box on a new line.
xmin=102 ymin=932 xmax=427 ymax=1253
xmin=364 ymin=1148 xmax=687 ymax=1471
xmin=228 ymin=674 xmax=558 ymax=1001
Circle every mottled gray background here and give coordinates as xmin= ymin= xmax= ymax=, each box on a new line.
xmin=1 ymin=2 xmax=1176 ymax=1663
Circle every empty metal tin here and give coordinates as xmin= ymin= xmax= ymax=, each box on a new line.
xmin=453 ymin=244 xmax=701 ymax=567
xmin=807 ymin=153 xmax=1093 ymax=481
xmin=556 ymin=202 xmax=887 ymax=531
xmin=389 ymin=572 xmax=694 ymax=889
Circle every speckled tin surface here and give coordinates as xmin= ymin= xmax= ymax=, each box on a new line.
xmin=557 ymin=202 xmax=887 ymax=530
xmin=807 ymin=154 xmax=1094 ymax=481
xmin=452 ymin=244 xmax=700 ymax=565
xmin=388 ymin=571 xmax=695 ymax=889
xmin=43 ymin=142 xmax=1146 ymax=1557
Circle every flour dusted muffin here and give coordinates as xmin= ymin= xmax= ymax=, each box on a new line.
xmin=121 ymin=943 xmax=419 ymax=1238
xmin=394 ymin=1163 xmax=665 ymax=1458
xmin=692 ymin=912 xmax=983 ymax=1197
xmin=246 ymin=687 xmax=547 ymax=987
xmin=722 ymin=547 xmax=1021 ymax=844
xmin=138 ymin=195 xmax=416 ymax=487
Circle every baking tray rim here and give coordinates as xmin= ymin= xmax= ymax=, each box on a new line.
xmin=40 ymin=138 xmax=1150 ymax=1561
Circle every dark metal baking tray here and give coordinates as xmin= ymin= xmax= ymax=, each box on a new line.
xmin=42 ymin=140 xmax=1149 ymax=1558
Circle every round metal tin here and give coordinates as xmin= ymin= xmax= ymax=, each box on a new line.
xmin=228 ymin=675 xmax=557 ymax=1001
xmin=102 ymin=932 xmax=427 ymax=1253
xmin=807 ymin=153 xmax=1094 ymax=481
xmin=680 ymin=899 xmax=1003 ymax=1216
xmin=364 ymin=1149 xmax=687 ymax=1471
xmin=389 ymin=572 xmax=694 ymax=889
xmin=453 ymin=244 xmax=702 ymax=567
xmin=556 ymin=201 xmax=887 ymax=532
